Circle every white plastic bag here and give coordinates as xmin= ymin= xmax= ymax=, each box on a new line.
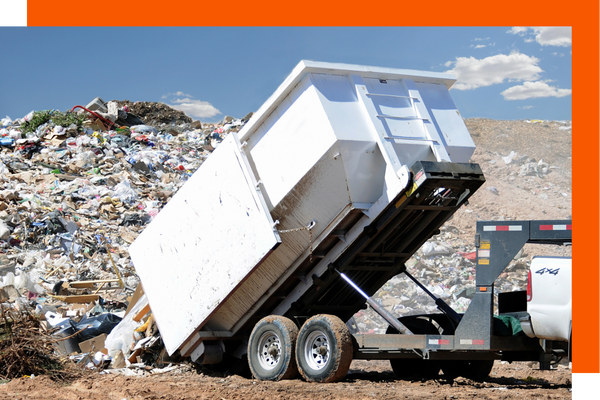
xmin=113 ymin=180 xmax=138 ymax=202
xmin=105 ymin=294 xmax=147 ymax=359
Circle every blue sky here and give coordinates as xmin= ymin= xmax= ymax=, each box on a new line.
xmin=1 ymin=27 xmax=571 ymax=123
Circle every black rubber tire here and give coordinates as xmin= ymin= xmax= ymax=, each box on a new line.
xmin=387 ymin=317 xmax=441 ymax=379
xmin=247 ymin=316 xmax=299 ymax=381
xmin=296 ymin=314 xmax=353 ymax=383
xmin=441 ymin=359 xmax=494 ymax=381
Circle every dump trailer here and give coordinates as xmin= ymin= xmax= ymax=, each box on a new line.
xmin=130 ymin=60 xmax=498 ymax=381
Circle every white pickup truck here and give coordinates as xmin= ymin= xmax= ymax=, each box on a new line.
xmin=520 ymin=256 xmax=572 ymax=362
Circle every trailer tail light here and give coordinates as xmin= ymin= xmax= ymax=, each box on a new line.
xmin=526 ymin=270 xmax=532 ymax=301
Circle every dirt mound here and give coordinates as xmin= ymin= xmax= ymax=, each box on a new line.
xmin=114 ymin=100 xmax=193 ymax=126
xmin=456 ymin=118 xmax=572 ymax=241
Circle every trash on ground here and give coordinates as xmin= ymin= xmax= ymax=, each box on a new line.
xmin=0 ymin=97 xmax=249 ymax=378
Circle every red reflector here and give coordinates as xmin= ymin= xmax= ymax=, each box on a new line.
xmin=496 ymin=226 xmax=509 ymax=231
xmin=540 ymin=225 xmax=552 ymax=230
xmin=473 ymin=340 xmax=484 ymax=345
xmin=567 ymin=224 xmax=572 ymax=230
xmin=440 ymin=340 xmax=450 ymax=345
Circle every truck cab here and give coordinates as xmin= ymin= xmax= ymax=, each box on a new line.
xmin=521 ymin=256 xmax=572 ymax=343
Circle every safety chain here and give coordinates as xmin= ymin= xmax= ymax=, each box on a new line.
xmin=277 ymin=220 xmax=316 ymax=262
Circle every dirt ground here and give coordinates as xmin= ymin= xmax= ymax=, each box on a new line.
xmin=450 ymin=118 xmax=571 ymax=255
xmin=0 ymin=360 xmax=572 ymax=399
xmin=0 ymin=118 xmax=572 ymax=399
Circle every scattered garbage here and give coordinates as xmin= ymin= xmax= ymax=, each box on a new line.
xmin=0 ymin=97 xmax=250 ymax=379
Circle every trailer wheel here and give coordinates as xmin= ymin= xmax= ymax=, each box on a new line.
xmin=296 ymin=314 xmax=353 ymax=383
xmin=386 ymin=317 xmax=441 ymax=379
xmin=248 ymin=316 xmax=299 ymax=381
xmin=441 ymin=359 xmax=494 ymax=381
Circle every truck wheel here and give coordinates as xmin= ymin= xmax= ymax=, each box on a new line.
xmin=441 ymin=359 xmax=494 ymax=381
xmin=248 ymin=316 xmax=299 ymax=381
xmin=296 ymin=314 xmax=353 ymax=383
xmin=387 ymin=318 xmax=441 ymax=379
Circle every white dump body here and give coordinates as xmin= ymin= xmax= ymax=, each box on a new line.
xmin=130 ymin=60 xmax=476 ymax=356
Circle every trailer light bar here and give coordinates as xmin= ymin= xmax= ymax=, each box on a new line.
xmin=539 ymin=224 xmax=572 ymax=231
xmin=483 ymin=225 xmax=523 ymax=231
xmin=429 ymin=339 xmax=450 ymax=345
xmin=459 ymin=339 xmax=485 ymax=345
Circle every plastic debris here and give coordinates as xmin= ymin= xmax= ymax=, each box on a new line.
xmin=0 ymin=98 xmax=251 ymax=374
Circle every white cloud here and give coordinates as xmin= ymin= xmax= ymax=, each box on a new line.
xmin=474 ymin=44 xmax=486 ymax=49
xmin=521 ymin=105 xmax=535 ymax=110
xmin=508 ymin=27 xmax=528 ymax=36
xmin=533 ymin=27 xmax=571 ymax=47
xmin=168 ymin=98 xmax=221 ymax=119
xmin=160 ymin=92 xmax=222 ymax=119
xmin=445 ymin=52 xmax=543 ymax=90
xmin=474 ymin=37 xmax=490 ymax=41
xmin=507 ymin=26 xmax=571 ymax=47
xmin=162 ymin=91 xmax=193 ymax=99
xmin=501 ymin=81 xmax=572 ymax=100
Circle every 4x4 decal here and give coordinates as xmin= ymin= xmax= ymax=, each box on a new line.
xmin=535 ymin=267 xmax=560 ymax=276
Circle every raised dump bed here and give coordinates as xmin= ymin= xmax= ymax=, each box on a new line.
xmin=129 ymin=60 xmax=483 ymax=363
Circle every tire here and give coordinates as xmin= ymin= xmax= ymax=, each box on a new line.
xmin=387 ymin=317 xmax=441 ymax=379
xmin=441 ymin=359 xmax=494 ymax=381
xmin=296 ymin=314 xmax=353 ymax=383
xmin=248 ymin=316 xmax=299 ymax=381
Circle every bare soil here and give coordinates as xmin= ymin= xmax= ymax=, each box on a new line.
xmin=0 ymin=360 xmax=571 ymax=399
xmin=0 ymin=118 xmax=572 ymax=398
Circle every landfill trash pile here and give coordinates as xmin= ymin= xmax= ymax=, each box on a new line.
xmin=0 ymin=97 xmax=249 ymax=377
xmin=114 ymin=100 xmax=194 ymax=127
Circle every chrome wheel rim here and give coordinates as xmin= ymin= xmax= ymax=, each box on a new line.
xmin=304 ymin=330 xmax=330 ymax=370
xmin=257 ymin=331 xmax=281 ymax=370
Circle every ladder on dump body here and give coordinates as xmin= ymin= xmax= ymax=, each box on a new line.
xmin=350 ymin=74 xmax=451 ymax=177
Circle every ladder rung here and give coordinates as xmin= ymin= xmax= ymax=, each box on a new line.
xmin=377 ymin=114 xmax=429 ymax=122
xmin=384 ymin=136 xmax=439 ymax=144
xmin=366 ymin=93 xmax=418 ymax=100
